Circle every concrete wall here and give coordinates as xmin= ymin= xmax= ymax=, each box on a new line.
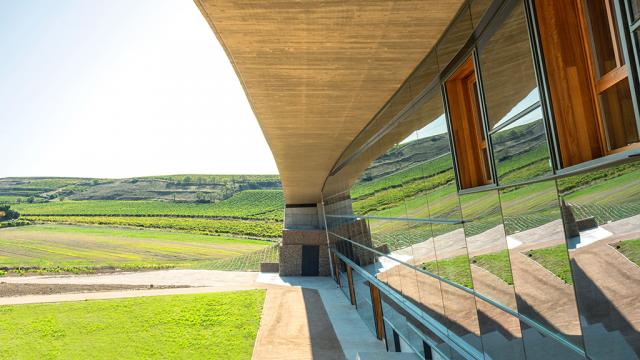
xmin=284 ymin=205 xmax=322 ymax=229
xmin=279 ymin=229 xmax=330 ymax=276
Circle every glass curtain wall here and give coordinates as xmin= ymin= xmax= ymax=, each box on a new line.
xmin=322 ymin=0 xmax=640 ymax=359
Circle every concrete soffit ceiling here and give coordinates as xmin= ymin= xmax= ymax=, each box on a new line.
xmin=195 ymin=0 xmax=465 ymax=204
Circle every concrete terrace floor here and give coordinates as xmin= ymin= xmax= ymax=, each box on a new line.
xmin=0 ymin=270 xmax=385 ymax=360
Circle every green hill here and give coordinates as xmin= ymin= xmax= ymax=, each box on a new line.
xmin=0 ymin=174 xmax=281 ymax=203
xmin=13 ymin=190 xmax=284 ymax=221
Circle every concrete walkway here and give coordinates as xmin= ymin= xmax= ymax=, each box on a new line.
xmin=1 ymin=270 xmax=385 ymax=360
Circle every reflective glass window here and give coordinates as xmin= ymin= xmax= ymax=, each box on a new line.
xmin=478 ymin=2 xmax=554 ymax=185
xmin=632 ymin=0 xmax=640 ymax=20
xmin=558 ymin=161 xmax=640 ymax=359
xmin=499 ymin=180 xmax=585 ymax=357
xmin=479 ymin=2 xmax=540 ymax=131
xmin=460 ymin=190 xmax=525 ymax=359
xmin=437 ymin=5 xmax=473 ymax=70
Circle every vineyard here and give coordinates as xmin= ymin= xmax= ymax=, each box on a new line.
xmin=24 ymin=216 xmax=282 ymax=239
xmin=14 ymin=190 xmax=284 ymax=221
xmin=198 ymin=243 xmax=280 ymax=271
xmin=0 ymin=224 xmax=273 ymax=275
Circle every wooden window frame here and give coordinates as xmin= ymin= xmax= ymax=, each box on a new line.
xmin=579 ymin=0 xmax=640 ymax=155
xmin=535 ymin=0 xmax=640 ymax=168
xmin=445 ymin=57 xmax=493 ymax=189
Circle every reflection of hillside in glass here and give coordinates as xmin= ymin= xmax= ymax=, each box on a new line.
xmin=557 ymin=161 xmax=640 ymax=224
xmin=500 ymin=181 xmax=562 ymax=232
xmin=491 ymin=114 xmax=553 ymax=185
xmin=558 ymin=162 xmax=640 ymax=359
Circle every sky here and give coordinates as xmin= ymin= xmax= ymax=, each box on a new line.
xmin=0 ymin=0 xmax=278 ymax=179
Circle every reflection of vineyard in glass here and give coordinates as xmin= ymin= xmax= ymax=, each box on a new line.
xmin=491 ymin=118 xmax=553 ymax=185
xmin=559 ymin=162 xmax=640 ymax=226
xmin=569 ymin=203 xmax=640 ymax=225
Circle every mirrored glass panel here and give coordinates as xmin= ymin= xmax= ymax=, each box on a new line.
xmin=499 ymin=180 xmax=585 ymax=358
xmin=478 ymin=1 xmax=554 ymax=187
xmin=490 ymin=110 xmax=553 ymax=185
xmin=431 ymin=224 xmax=482 ymax=353
xmin=479 ymin=1 xmax=540 ymax=131
xmin=470 ymin=0 xmax=493 ymax=28
xmin=460 ymin=190 xmax=525 ymax=359
xmin=351 ymin=143 xmax=409 ymax=224
xmin=352 ymin=270 xmax=378 ymax=336
xmin=558 ymin=161 xmax=640 ymax=359
xmin=632 ymin=0 xmax=640 ymax=20
xmin=437 ymin=4 xmax=473 ymax=71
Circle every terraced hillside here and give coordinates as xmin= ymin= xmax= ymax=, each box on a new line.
xmin=0 ymin=174 xmax=281 ymax=203
xmin=14 ymin=190 xmax=284 ymax=220
xmin=0 ymin=175 xmax=284 ymax=275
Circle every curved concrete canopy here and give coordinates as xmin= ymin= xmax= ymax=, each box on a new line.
xmin=195 ymin=0 xmax=464 ymax=204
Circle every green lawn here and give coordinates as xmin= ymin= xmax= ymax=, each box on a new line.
xmin=613 ymin=238 xmax=640 ymax=267
xmin=472 ymin=250 xmax=513 ymax=285
xmin=421 ymin=255 xmax=474 ymax=289
xmin=0 ymin=290 xmax=265 ymax=360
xmin=525 ymin=244 xmax=573 ymax=285
xmin=0 ymin=224 xmax=271 ymax=274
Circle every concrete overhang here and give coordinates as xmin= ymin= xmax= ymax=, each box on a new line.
xmin=195 ymin=0 xmax=465 ymax=204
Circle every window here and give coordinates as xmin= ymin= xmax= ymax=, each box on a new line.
xmin=445 ymin=57 xmax=492 ymax=189
xmin=478 ymin=1 xmax=553 ymax=185
xmin=631 ymin=0 xmax=640 ymax=20
xmin=535 ymin=0 xmax=640 ymax=167
xmin=583 ymin=0 xmax=639 ymax=152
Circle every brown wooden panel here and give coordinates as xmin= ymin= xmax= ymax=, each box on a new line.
xmin=446 ymin=58 xmax=492 ymax=188
xmin=534 ymin=0 xmax=604 ymax=166
xmin=370 ymin=284 xmax=386 ymax=341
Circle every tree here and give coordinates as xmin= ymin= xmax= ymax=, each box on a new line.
xmin=27 ymin=196 xmax=35 ymax=204
xmin=0 ymin=205 xmax=20 ymax=221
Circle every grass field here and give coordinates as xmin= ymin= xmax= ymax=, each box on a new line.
xmin=0 ymin=290 xmax=265 ymax=360
xmin=525 ymin=244 xmax=573 ymax=285
xmin=13 ymin=190 xmax=284 ymax=221
xmin=421 ymin=255 xmax=474 ymax=289
xmin=0 ymin=224 xmax=271 ymax=274
xmin=613 ymin=239 xmax=640 ymax=267
xmin=472 ymin=250 xmax=513 ymax=285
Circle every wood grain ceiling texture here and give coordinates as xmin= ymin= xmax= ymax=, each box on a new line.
xmin=195 ymin=0 xmax=464 ymax=204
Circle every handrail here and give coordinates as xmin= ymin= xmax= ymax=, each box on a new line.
xmin=328 ymin=230 xmax=587 ymax=358
xmin=325 ymin=214 xmax=464 ymax=225
xmin=333 ymin=250 xmax=484 ymax=360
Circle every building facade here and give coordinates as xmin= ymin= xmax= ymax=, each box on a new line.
xmin=321 ymin=0 xmax=640 ymax=359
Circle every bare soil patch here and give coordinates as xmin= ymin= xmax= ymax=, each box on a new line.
xmin=0 ymin=282 xmax=188 ymax=297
